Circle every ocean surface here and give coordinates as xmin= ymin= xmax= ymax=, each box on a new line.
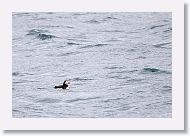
xmin=12 ymin=12 xmax=172 ymax=118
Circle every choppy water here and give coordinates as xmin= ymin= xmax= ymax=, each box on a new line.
xmin=12 ymin=12 xmax=172 ymax=118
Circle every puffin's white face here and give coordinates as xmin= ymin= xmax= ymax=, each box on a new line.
xmin=65 ymin=80 xmax=70 ymax=85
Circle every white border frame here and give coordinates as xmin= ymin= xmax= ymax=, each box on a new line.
xmin=0 ymin=0 xmax=184 ymax=130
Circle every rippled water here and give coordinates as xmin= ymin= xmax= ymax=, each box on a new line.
xmin=12 ymin=12 xmax=172 ymax=118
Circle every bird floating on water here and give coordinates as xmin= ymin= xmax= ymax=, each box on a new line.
xmin=54 ymin=80 xmax=70 ymax=89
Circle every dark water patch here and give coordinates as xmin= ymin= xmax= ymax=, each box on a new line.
xmin=102 ymin=16 xmax=120 ymax=22
xmin=37 ymin=87 xmax=46 ymax=90
xmin=26 ymin=29 xmax=57 ymax=40
xmin=93 ymin=43 xmax=109 ymax=47
xmin=12 ymin=72 xmax=34 ymax=77
xmin=12 ymin=72 xmax=20 ymax=76
xmin=161 ymin=86 xmax=172 ymax=93
xmin=14 ymin=12 xmax=30 ymax=15
xmin=142 ymin=68 xmax=171 ymax=74
xmin=12 ymin=109 xmax=26 ymax=114
xmin=143 ymin=68 xmax=159 ymax=72
xmin=163 ymin=27 xmax=172 ymax=33
xmin=134 ymin=56 xmax=146 ymax=59
xmin=67 ymin=42 xmax=81 ymax=45
xmin=104 ymin=66 xmax=125 ymax=70
xmin=80 ymin=43 xmax=109 ymax=49
xmin=104 ymin=16 xmax=119 ymax=20
xmin=162 ymin=85 xmax=172 ymax=89
xmin=129 ymin=69 xmax=139 ymax=73
xmin=149 ymin=24 xmax=168 ymax=30
xmin=136 ymin=91 xmax=145 ymax=93
xmin=127 ymin=49 xmax=137 ymax=52
xmin=12 ymin=81 xmax=25 ymax=84
xmin=47 ymin=12 xmax=54 ymax=14
xmin=128 ymin=31 xmax=140 ymax=34
xmin=66 ymin=97 xmax=101 ymax=103
xmin=162 ymin=89 xmax=172 ymax=93
xmin=85 ymin=19 xmax=101 ymax=24
xmin=152 ymin=42 xmax=171 ymax=48
xmin=151 ymin=31 xmax=159 ymax=35
xmin=57 ymin=51 xmax=80 ymax=57
xmin=25 ymin=55 xmax=32 ymax=57
xmin=106 ymin=74 xmax=130 ymax=80
xmin=36 ymin=33 xmax=57 ymax=40
xmin=37 ymin=98 xmax=61 ymax=103
xmin=162 ymin=101 xmax=172 ymax=105
xmin=12 ymin=109 xmax=21 ymax=112
xmin=117 ymin=106 xmax=133 ymax=111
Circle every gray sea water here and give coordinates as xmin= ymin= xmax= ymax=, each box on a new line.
xmin=12 ymin=12 xmax=172 ymax=118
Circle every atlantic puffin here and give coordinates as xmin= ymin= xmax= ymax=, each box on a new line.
xmin=54 ymin=80 xmax=70 ymax=89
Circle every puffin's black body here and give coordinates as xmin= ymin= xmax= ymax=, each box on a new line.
xmin=54 ymin=80 xmax=70 ymax=89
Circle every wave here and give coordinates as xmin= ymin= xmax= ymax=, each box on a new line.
xmin=152 ymin=42 xmax=171 ymax=48
xmin=106 ymin=74 xmax=130 ymax=80
xmin=12 ymin=72 xmax=20 ymax=76
xmin=56 ymin=51 xmax=80 ymax=57
xmin=12 ymin=72 xmax=34 ymax=77
xmin=104 ymin=66 xmax=125 ymax=70
xmin=26 ymin=29 xmax=57 ymax=40
xmin=162 ymin=85 xmax=172 ymax=89
xmin=80 ymin=43 xmax=109 ymax=49
xmin=67 ymin=42 xmax=81 ymax=45
xmin=163 ymin=27 xmax=172 ymax=33
xmin=104 ymin=16 xmax=119 ymax=20
xmin=66 ymin=97 xmax=101 ymax=103
xmin=85 ymin=19 xmax=101 ymax=24
xmin=149 ymin=24 xmax=168 ymax=30
xmin=36 ymin=33 xmax=57 ymax=40
xmin=142 ymin=68 xmax=171 ymax=74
